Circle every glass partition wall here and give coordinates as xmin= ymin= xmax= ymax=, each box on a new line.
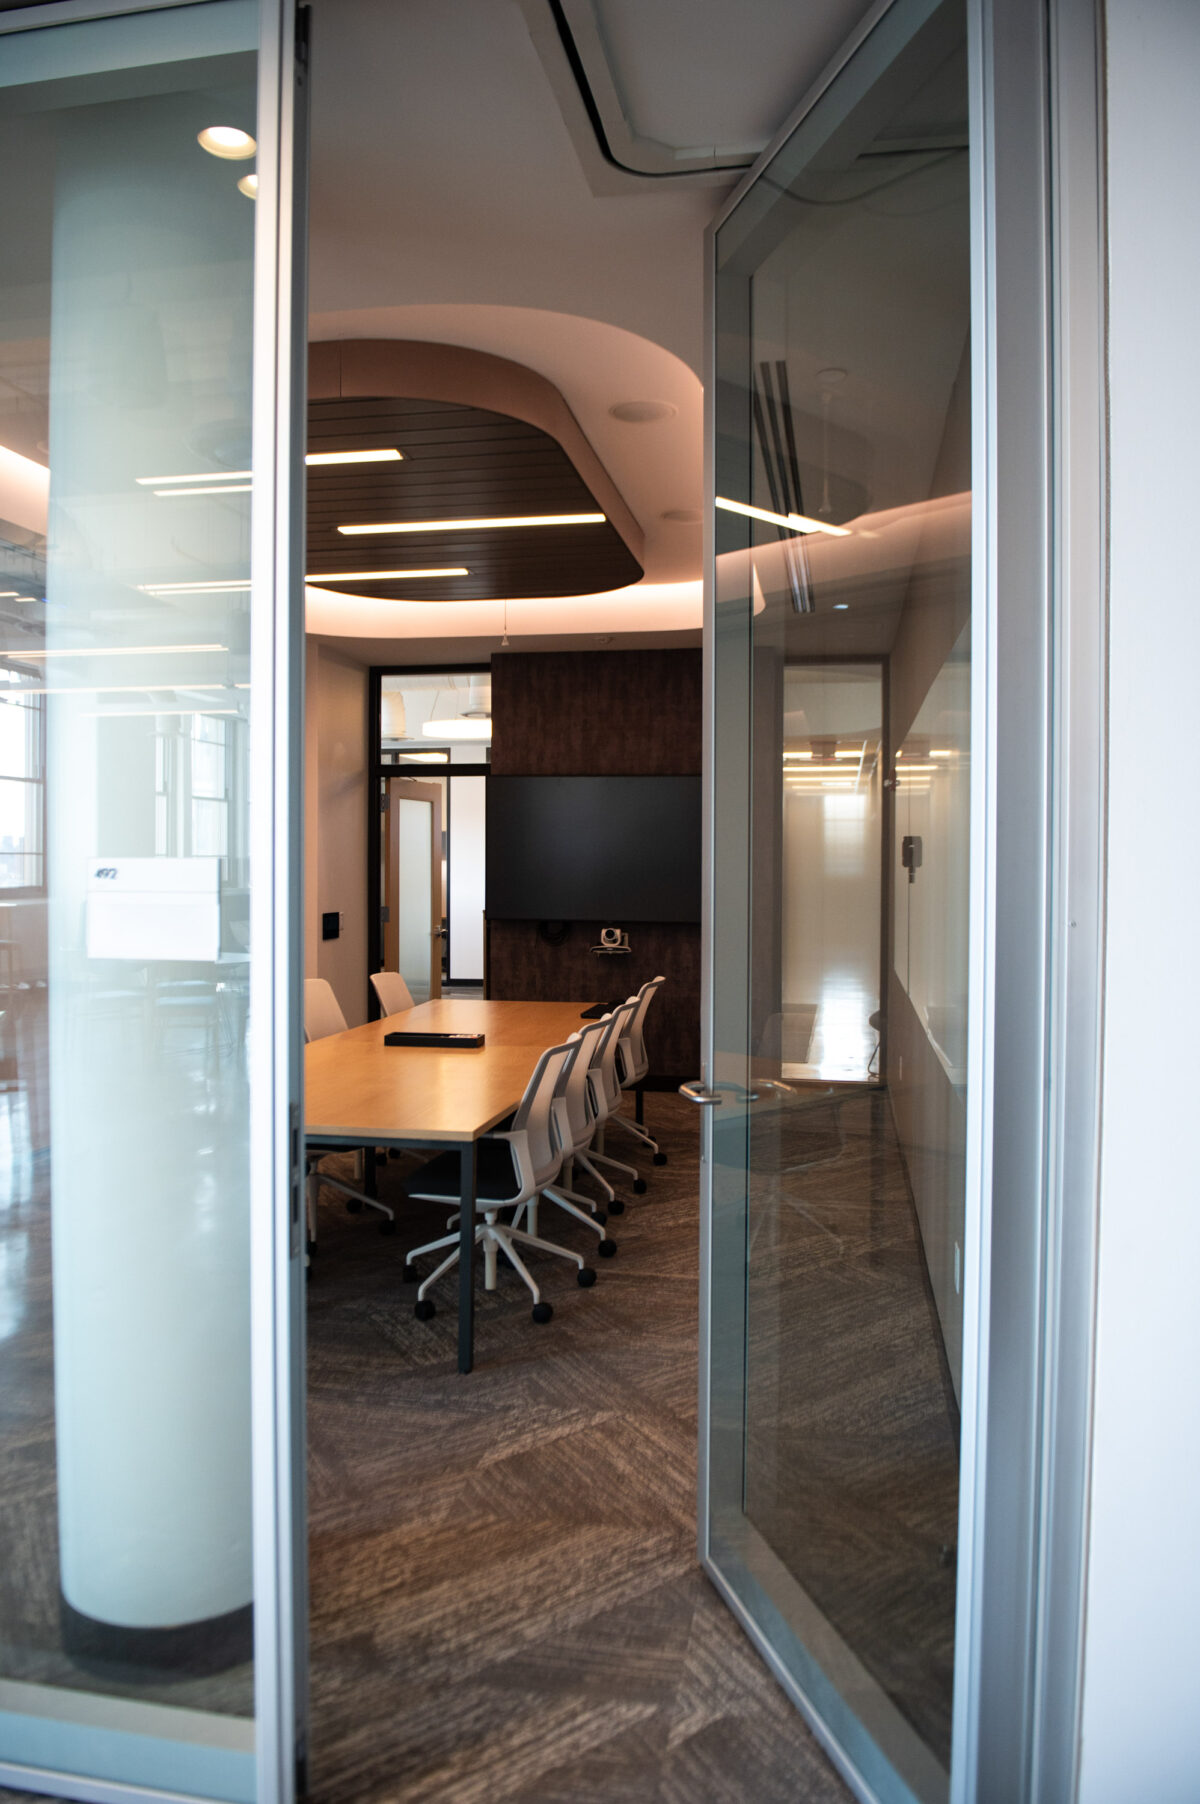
xmin=0 ymin=3 xmax=304 ymax=1800
xmin=703 ymin=2 xmax=971 ymax=1799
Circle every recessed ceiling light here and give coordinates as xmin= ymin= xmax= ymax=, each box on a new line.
xmin=306 ymin=568 xmax=468 ymax=582
xmin=237 ymin=173 xmax=258 ymax=200
xmin=609 ymin=400 xmax=677 ymax=424
xmin=306 ymin=448 xmax=404 ymax=466
xmin=834 ymin=603 xmax=850 ymax=610
xmin=661 ymin=508 xmax=702 ymax=524
xmin=198 ymin=126 xmax=256 ymax=160
xmin=197 ymin=125 xmax=256 ymax=160
xmin=336 ymin=513 xmax=604 ymax=536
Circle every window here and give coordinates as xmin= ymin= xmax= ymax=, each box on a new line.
xmin=0 ymin=669 xmax=44 ymax=893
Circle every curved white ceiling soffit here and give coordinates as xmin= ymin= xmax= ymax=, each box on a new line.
xmin=307 ymin=305 xmax=703 ymax=639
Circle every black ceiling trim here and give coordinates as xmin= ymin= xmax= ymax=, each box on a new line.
xmin=545 ymin=0 xmax=749 ymax=182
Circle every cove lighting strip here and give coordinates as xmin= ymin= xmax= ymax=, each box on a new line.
xmin=715 ymin=496 xmax=851 ymax=538
xmin=306 ymin=568 xmax=468 ymax=583
xmin=337 ymin=512 xmax=605 ymax=536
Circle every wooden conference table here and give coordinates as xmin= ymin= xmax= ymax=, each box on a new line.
xmin=305 ymin=997 xmax=592 ymax=1372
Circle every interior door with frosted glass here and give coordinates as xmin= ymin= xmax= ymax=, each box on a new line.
xmin=0 ymin=3 xmax=307 ymax=1800
xmin=699 ymin=3 xmax=974 ymax=1801
xmin=384 ymin=779 xmax=443 ymax=1004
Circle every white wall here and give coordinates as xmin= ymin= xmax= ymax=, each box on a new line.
xmin=305 ymin=640 xmax=370 ymax=1027
xmin=1078 ymin=5 xmax=1200 ymax=1797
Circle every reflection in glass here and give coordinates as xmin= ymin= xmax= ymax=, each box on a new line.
xmin=0 ymin=5 xmax=261 ymax=1795
xmin=709 ymin=0 xmax=970 ymax=1796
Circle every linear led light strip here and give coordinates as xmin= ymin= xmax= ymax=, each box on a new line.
xmin=18 ymin=644 xmax=225 ymax=660
xmin=139 ymin=581 xmax=250 ymax=596
xmin=21 ymin=682 xmax=230 ymax=697
xmin=306 ymin=568 xmax=468 ymax=583
xmin=82 ymin=707 xmax=239 ymax=719
xmin=336 ymin=512 xmax=605 ymax=536
xmin=138 ymin=448 xmax=403 ymax=487
xmin=715 ymin=496 xmax=851 ymax=538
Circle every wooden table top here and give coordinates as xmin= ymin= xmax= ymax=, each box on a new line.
xmin=304 ymin=997 xmax=594 ymax=1144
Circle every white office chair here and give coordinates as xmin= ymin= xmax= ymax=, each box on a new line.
xmin=610 ymin=975 xmax=668 ymax=1164
xmin=573 ymin=1000 xmax=645 ymax=1209
xmin=303 ymin=977 xmax=395 ymax=1238
xmin=369 ymin=969 xmax=414 ymax=1016
xmin=403 ymin=1036 xmax=598 ymax=1324
xmin=520 ymin=1022 xmax=618 ymax=1257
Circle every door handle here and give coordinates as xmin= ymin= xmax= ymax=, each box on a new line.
xmin=679 ymin=1080 xmax=761 ymax=1105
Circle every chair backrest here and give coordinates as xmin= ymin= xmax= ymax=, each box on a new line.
xmin=507 ymin=1036 xmax=580 ymax=1191
xmin=370 ymin=969 xmax=414 ymax=1016
xmin=304 ymin=977 xmax=348 ymax=1043
xmin=617 ymin=975 xmax=665 ymax=1087
xmin=588 ymin=999 xmax=638 ymax=1123
xmin=552 ymin=1017 xmax=607 ymax=1155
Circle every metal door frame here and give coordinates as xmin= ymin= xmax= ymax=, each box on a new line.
xmin=0 ymin=3 xmax=310 ymax=1801
xmin=697 ymin=0 xmax=1107 ymax=1799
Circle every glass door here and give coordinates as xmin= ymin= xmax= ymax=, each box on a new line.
xmin=382 ymin=779 xmax=443 ymax=1005
xmin=699 ymin=2 xmax=972 ymax=1799
xmin=0 ymin=2 xmax=307 ymax=1800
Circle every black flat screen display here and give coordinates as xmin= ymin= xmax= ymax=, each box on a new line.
xmin=486 ymin=775 xmax=701 ymax=923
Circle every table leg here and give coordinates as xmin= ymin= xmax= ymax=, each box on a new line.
xmin=457 ymin=1139 xmax=477 ymax=1374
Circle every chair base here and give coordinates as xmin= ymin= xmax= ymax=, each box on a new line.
xmin=406 ymin=1209 xmax=594 ymax=1311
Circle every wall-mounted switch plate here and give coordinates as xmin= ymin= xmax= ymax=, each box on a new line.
xmin=321 ymin=911 xmax=340 ymax=941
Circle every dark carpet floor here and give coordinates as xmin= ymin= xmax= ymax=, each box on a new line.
xmin=302 ymin=1094 xmax=852 ymax=1804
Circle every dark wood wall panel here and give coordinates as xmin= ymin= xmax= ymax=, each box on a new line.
xmin=490 ymin=649 xmax=702 ymax=776
xmin=487 ymin=651 xmax=702 ymax=1082
xmin=488 ymin=920 xmax=700 ymax=1081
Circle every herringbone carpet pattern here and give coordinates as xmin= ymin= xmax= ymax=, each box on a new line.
xmin=303 ymin=1095 xmax=852 ymax=1803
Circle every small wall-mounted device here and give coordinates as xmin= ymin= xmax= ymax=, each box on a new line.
xmin=901 ymin=835 xmax=923 ymax=883
xmin=322 ymin=911 xmax=340 ymax=941
xmin=599 ymin=926 xmax=624 ymax=949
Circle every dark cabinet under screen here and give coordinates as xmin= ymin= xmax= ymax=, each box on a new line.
xmin=486 ymin=776 xmax=702 ymax=923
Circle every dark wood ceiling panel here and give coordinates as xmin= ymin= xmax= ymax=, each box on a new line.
xmin=306 ymin=340 xmax=645 ymax=603
xmin=306 ymin=392 xmax=643 ymax=602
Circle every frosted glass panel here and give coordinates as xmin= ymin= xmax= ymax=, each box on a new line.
xmin=395 ymin=798 xmax=433 ymax=1004
xmin=0 ymin=4 xmax=264 ymax=1796
xmin=448 ymin=775 xmax=486 ymax=983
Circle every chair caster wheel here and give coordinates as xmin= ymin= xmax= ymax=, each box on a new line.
xmin=532 ymin=1301 xmax=554 ymax=1323
xmin=402 ymin=1262 xmax=418 ymax=1283
xmin=594 ymin=1209 xmax=608 ymax=1226
xmin=379 ymin=1219 xmax=396 ymax=1236
xmin=633 ymin=1178 xmax=647 ymax=1195
xmin=608 ymin=1198 xmax=625 ymax=1215
xmin=598 ymin=1240 xmax=617 ymax=1258
xmin=576 ymin=1268 xmax=597 ymax=1288
xmin=653 ymin=1152 xmax=667 ymax=1166
xmin=414 ymin=1298 xmax=435 ymax=1321
xmin=346 ymin=1198 xmax=364 ymax=1214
